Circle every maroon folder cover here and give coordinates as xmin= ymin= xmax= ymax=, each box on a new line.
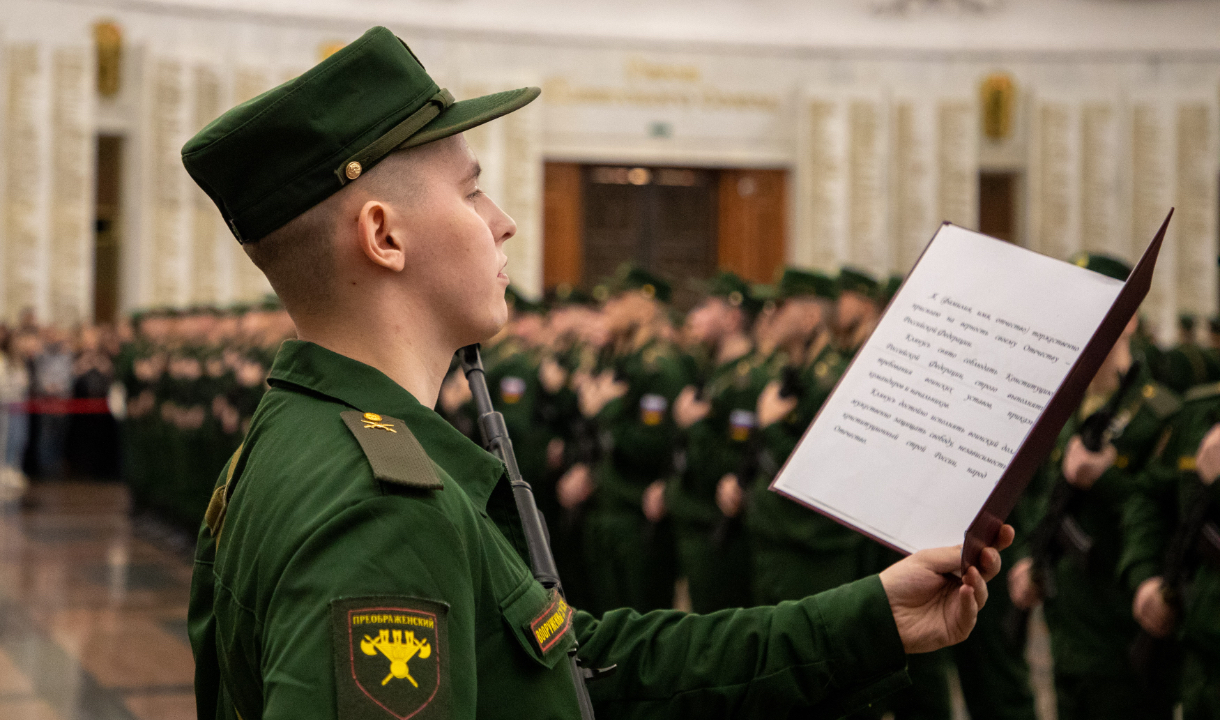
xmin=959 ymin=208 xmax=1172 ymax=571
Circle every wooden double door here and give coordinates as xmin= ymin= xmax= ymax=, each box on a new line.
xmin=544 ymin=162 xmax=787 ymax=308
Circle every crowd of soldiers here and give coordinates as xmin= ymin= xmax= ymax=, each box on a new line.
xmin=430 ymin=259 xmax=1219 ymax=720
xmin=108 ymin=257 xmax=1220 ymax=719
xmin=114 ymin=300 xmax=294 ymax=528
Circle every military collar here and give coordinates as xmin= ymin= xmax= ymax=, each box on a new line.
xmin=267 ymin=340 xmax=506 ymax=511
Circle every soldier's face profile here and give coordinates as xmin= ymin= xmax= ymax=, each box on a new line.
xmin=397 ymin=135 xmax=517 ymax=347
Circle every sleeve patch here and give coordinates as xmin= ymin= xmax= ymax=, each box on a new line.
xmin=529 ymin=590 xmax=574 ymax=655
xmin=341 ymin=411 xmax=444 ymax=490
xmin=331 ymin=596 xmax=451 ymax=720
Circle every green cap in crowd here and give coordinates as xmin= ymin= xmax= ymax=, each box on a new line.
xmin=1070 ymin=252 xmax=1131 ymax=282
xmin=877 ymin=274 xmax=904 ymax=307
xmin=837 ymin=267 xmax=880 ymax=298
xmin=775 ymin=267 xmax=837 ymax=301
xmin=505 ymin=286 xmax=544 ymax=315
xmin=704 ymin=270 xmax=762 ymax=316
xmin=610 ymin=264 xmax=672 ymax=303
xmin=545 ymin=283 xmax=595 ymax=308
xmin=181 ymin=26 xmax=540 ymax=244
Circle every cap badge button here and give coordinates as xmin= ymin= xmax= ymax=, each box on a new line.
xmin=346 ymin=161 xmax=363 ymax=180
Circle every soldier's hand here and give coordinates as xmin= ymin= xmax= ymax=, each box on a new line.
xmin=674 ymin=386 xmax=711 ymax=429
xmin=539 ymin=358 xmax=569 ymax=395
xmin=1194 ymin=424 xmax=1220 ymax=486
xmin=878 ymin=525 xmax=1013 ymax=654
xmin=642 ymin=480 xmax=668 ymax=522
xmin=757 ymin=381 xmax=798 ymax=428
xmin=546 ymin=438 xmax=566 ymax=470
xmin=557 ymin=464 xmax=595 ymax=509
xmin=1007 ymin=557 xmax=1042 ymax=610
xmin=716 ymin=474 xmax=744 ymax=517
xmin=1133 ymin=577 xmax=1176 ymax=638
xmin=1062 ymin=436 xmax=1116 ymax=490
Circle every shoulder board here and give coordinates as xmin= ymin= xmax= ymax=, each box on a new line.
xmin=1139 ymin=382 xmax=1181 ymax=419
xmin=1184 ymin=381 xmax=1220 ymax=404
xmin=340 ymin=411 xmax=444 ymax=490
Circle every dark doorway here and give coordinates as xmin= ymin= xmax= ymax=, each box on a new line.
xmin=94 ymin=135 xmax=123 ymax=324
xmin=978 ymin=171 xmax=1019 ymax=243
xmin=582 ymin=165 xmax=718 ymax=308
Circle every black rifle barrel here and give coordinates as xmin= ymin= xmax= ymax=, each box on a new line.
xmin=458 ymin=344 xmax=597 ymax=720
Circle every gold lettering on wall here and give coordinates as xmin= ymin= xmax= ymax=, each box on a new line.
xmin=625 ymin=57 xmax=701 ymax=83
xmin=806 ymin=100 xmax=844 ymax=270
xmin=542 ymin=78 xmax=779 ymax=112
xmin=93 ymin=21 xmax=122 ymax=98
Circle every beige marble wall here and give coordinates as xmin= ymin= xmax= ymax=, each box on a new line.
xmin=2 ymin=42 xmax=93 ymax=325
xmin=796 ymin=89 xmax=975 ymax=279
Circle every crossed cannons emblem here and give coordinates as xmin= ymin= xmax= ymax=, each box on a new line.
xmin=361 ymin=629 xmax=432 ymax=687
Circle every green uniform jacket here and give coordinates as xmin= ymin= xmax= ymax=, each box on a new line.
xmin=1120 ymin=382 xmax=1220 ymax=662
xmin=748 ymin=344 xmax=859 ymax=553
xmin=1031 ymin=375 xmax=1179 ymax=677
xmin=189 ymin=340 xmax=911 ymax=720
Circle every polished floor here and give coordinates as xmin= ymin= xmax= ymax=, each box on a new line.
xmin=0 ymin=483 xmax=195 ymax=720
xmin=0 ymin=482 xmax=1057 ymax=720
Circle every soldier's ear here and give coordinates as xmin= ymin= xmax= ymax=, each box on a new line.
xmin=355 ymin=199 xmax=407 ymax=273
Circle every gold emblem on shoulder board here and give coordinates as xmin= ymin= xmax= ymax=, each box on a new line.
xmin=362 ymin=412 xmax=397 ymax=432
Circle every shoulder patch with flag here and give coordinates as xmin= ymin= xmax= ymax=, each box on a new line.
xmin=331 ymin=597 xmax=450 ymax=720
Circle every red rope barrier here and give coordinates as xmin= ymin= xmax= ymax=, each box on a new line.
xmin=5 ymin=398 xmax=111 ymax=415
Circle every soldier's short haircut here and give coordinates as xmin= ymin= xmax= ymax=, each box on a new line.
xmin=244 ymin=150 xmax=419 ymax=317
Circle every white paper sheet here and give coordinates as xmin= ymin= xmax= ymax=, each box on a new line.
xmin=771 ymin=224 xmax=1125 ymax=553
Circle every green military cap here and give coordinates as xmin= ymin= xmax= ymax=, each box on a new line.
xmin=1179 ymin=313 xmax=1197 ymax=332
xmin=704 ymin=270 xmax=761 ymax=315
xmin=1069 ymin=252 xmax=1131 ymax=282
xmin=545 ymin=283 xmax=594 ymax=308
xmin=837 ymin=266 xmax=880 ymax=298
xmin=182 ymin=26 xmax=540 ymax=244
xmin=877 ymin=274 xmax=904 ymax=307
xmin=776 ymin=267 xmax=837 ymax=301
xmin=505 ymin=285 xmax=544 ymax=315
xmin=610 ymin=264 xmax=672 ymax=303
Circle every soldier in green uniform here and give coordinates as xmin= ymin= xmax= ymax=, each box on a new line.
xmin=570 ymin=266 xmax=688 ymax=614
xmin=1158 ymin=313 xmax=1215 ymax=394
xmin=747 ymin=268 xmax=863 ymax=602
xmin=1009 ymin=254 xmax=1180 ymax=720
xmin=1123 ymin=380 xmax=1220 ymax=720
xmin=834 ymin=267 xmax=882 ymax=358
xmin=182 ymin=27 xmax=1010 ymax=720
xmin=667 ymin=271 xmax=762 ymax=612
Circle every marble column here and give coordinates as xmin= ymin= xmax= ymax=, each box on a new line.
xmin=847 ymin=97 xmax=889 ymax=273
xmin=3 ymin=43 xmax=47 ymax=323
xmin=1130 ymin=101 xmax=1177 ymax=340
xmin=891 ymin=99 xmax=937 ymax=271
xmin=1079 ymin=101 xmax=1123 ymax=257
xmin=229 ymin=66 xmax=273 ymax=303
xmin=794 ymin=94 xmax=849 ymax=272
xmin=48 ymin=46 xmax=94 ymax=326
xmin=937 ymin=99 xmax=978 ymax=232
xmin=190 ymin=65 xmax=226 ymax=306
xmin=1029 ymin=99 xmax=1080 ymax=262
xmin=1174 ymin=101 xmax=1218 ymax=319
xmin=141 ymin=56 xmax=191 ymax=308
